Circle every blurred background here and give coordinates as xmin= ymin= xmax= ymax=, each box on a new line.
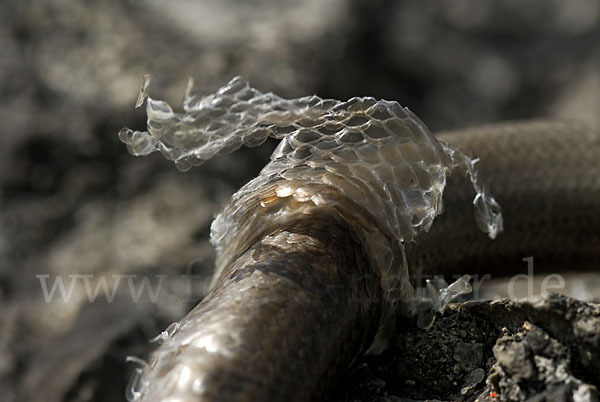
xmin=1 ymin=1 xmax=598 ymax=401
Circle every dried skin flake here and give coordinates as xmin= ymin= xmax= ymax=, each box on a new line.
xmin=119 ymin=76 xmax=502 ymax=305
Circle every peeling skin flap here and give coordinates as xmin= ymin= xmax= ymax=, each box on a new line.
xmin=119 ymin=76 xmax=503 ymax=307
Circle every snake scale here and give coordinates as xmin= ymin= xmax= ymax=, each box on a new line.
xmin=119 ymin=77 xmax=600 ymax=401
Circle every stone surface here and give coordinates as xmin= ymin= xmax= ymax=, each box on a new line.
xmin=333 ymin=296 xmax=600 ymax=401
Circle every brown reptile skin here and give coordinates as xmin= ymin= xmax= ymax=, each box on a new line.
xmin=135 ymin=214 xmax=383 ymax=402
xmin=133 ymin=121 xmax=599 ymax=401
xmin=408 ymin=120 xmax=600 ymax=281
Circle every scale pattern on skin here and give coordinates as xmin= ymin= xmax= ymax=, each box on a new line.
xmin=119 ymin=75 xmax=502 ymax=309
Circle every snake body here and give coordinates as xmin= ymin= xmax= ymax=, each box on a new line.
xmin=119 ymin=77 xmax=600 ymax=401
xmin=411 ymin=121 xmax=600 ymax=280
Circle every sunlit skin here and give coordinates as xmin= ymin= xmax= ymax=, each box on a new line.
xmin=120 ymin=78 xmax=600 ymax=401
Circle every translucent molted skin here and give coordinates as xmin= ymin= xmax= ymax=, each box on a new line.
xmin=119 ymin=76 xmax=502 ymax=306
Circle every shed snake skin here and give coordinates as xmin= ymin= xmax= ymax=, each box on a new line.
xmin=119 ymin=77 xmax=600 ymax=401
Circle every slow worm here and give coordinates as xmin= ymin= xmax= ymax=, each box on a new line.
xmin=119 ymin=77 xmax=600 ymax=401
